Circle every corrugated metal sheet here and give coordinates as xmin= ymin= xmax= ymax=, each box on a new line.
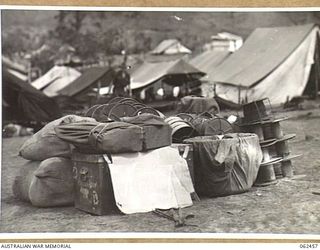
xmin=131 ymin=59 xmax=205 ymax=90
xmin=58 ymin=67 xmax=113 ymax=97
xmin=210 ymin=24 xmax=316 ymax=88
xmin=189 ymin=50 xmax=230 ymax=76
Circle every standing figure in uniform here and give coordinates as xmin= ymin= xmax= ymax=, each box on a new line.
xmin=113 ymin=51 xmax=131 ymax=97
xmin=113 ymin=65 xmax=130 ymax=97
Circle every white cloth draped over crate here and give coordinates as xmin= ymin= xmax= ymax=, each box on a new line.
xmin=108 ymin=146 xmax=194 ymax=214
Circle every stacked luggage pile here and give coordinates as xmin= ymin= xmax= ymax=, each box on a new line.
xmin=15 ymin=97 xmax=195 ymax=216
xmin=13 ymin=95 xmax=277 ymax=220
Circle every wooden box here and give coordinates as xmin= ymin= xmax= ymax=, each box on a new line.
xmin=72 ymin=150 xmax=118 ymax=215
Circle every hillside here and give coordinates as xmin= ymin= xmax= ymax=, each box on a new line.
xmin=2 ymin=10 xmax=320 ymax=60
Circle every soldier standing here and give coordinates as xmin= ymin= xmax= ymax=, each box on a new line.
xmin=113 ymin=65 xmax=130 ymax=97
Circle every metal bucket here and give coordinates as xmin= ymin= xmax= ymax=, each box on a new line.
xmin=164 ymin=116 xmax=196 ymax=143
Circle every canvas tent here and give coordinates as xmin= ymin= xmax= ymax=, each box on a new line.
xmin=2 ymin=56 xmax=28 ymax=81
xmin=130 ymin=59 xmax=205 ymax=101
xmin=2 ymin=67 xmax=61 ymax=124
xmin=189 ymin=50 xmax=230 ymax=76
xmin=58 ymin=67 xmax=114 ymax=99
xmin=189 ymin=51 xmax=231 ymax=99
xmin=31 ymin=66 xmax=81 ymax=97
xmin=42 ymin=72 xmax=81 ymax=97
xmin=150 ymin=39 xmax=192 ymax=55
xmin=207 ymin=24 xmax=320 ymax=105
xmin=130 ymin=59 xmax=205 ymax=90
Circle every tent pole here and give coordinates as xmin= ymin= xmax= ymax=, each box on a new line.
xmin=315 ymin=34 xmax=320 ymax=100
xmin=238 ymin=85 xmax=241 ymax=104
xmin=96 ymin=80 xmax=101 ymax=102
xmin=315 ymin=62 xmax=319 ymax=100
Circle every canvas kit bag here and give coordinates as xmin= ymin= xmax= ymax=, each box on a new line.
xmin=19 ymin=115 xmax=96 ymax=161
xmin=13 ymin=157 xmax=74 ymax=207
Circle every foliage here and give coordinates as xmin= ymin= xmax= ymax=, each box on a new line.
xmin=2 ymin=10 xmax=320 ymax=73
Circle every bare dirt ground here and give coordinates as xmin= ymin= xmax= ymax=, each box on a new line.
xmin=1 ymin=108 xmax=320 ymax=234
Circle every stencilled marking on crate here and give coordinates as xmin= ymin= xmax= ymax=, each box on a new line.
xmin=80 ymin=186 xmax=89 ymax=199
xmin=77 ymin=176 xmax=97 ymax=189
xmin=92 ymin=190 xmax=99 ymax=205
xmin=88 ymin=177 xmax=98 ymax=189
xmin=72 ymin=166 xmax=78 ymax=180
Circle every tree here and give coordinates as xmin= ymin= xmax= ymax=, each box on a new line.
xmin=53 ymin=11 xmax=87 ymax=45
xmin=133 ymin=32 xmax=152 ymax=53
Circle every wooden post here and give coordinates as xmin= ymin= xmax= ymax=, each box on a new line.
xmin=238 ymin=85 xmax=241 ymax=104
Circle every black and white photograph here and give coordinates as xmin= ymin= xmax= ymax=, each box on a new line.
xmin=1 ymin=6 xmax=320 ymax=239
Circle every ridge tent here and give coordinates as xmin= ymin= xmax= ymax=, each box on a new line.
xmin=42 ymin=72 xmax=81 ymax=97
xmin=208 ymin=24 xmax=320 ymax=105
xmin=2 ymin=67 xmax=61 ymax=124
xmin=31 ymin=65 xmax=81 ymax=93
xmin=189 ymin=50 xmax=231 ymax=77
xmin=2 ymin=56 xmax=28 ymax=81
xmin=131 ymin=59 xmax=205 ymax=90
xmin=58 ymin=66 xmax=115 ymax=100
xmin=2 ymin=56 xmax=28 ymax=74
xmin=189 ymin=50 xmax=231 ymax=100
xmin=150 ymin=39 xmax=192 ymax=55
xmin=130 ymin=59 xmax=205 ymax=101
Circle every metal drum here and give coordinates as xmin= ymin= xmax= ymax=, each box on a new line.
xmin=134 ymin=107 xmax=161 ymax=116
xmin=176 ymin=113 xmax=196 ymax=123
xmin=164 ymin=116 xmax=196 ymax=143
xmin=191 ymin=116 xmax=233 ymax=136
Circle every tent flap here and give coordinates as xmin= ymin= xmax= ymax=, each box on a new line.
xmin=210 ymin=24 xmax=316 ymax=88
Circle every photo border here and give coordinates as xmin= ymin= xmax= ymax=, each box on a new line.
xmin=1 ymin=0 xmax=320 ymax=244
